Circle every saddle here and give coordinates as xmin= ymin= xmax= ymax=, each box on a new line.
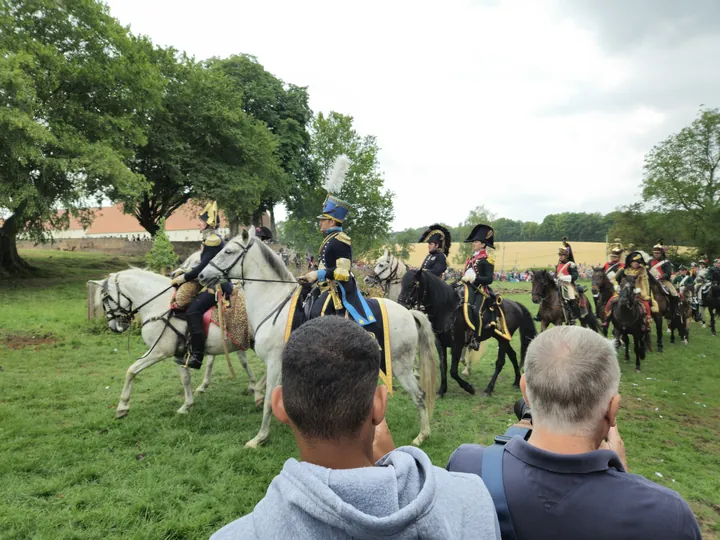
xmin=171 ymin=282 xmax=250 ymax=350
xmin=460 ymin=283 xmax=511 ymax=340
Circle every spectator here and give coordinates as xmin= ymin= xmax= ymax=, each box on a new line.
xmin=447 ymin=326 xmax=701 ymax=540
xmin=212 ymin=317 xmax=500 ymax=540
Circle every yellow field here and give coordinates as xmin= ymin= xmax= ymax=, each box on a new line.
xmin=406 ymin=242 xmax=610 ymax=271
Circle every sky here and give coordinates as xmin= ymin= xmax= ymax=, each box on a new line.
xmin=105 ymin=0 xmax=720 ymax=230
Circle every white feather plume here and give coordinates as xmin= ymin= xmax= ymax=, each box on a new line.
xmin=324 ymin=155 xmax=351 ymax=194
xmin=639 ymin=250 xmax=651 ymax=262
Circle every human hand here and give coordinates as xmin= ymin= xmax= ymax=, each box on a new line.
xmin=298 ymin=271 xmax=318 ymax=284
xmin=599 ymin=425 xmax=628 ymax=471
xmin=171 ymin=275 xmax=186 ymax=287
xmin=372 ymin=418 xmax=396 ymax=462
xmin=461 ymin=274 xmax=474 ymax=283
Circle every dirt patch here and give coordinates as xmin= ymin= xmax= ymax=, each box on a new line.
xmin=3 ymin=332 xmax=57 ymax=350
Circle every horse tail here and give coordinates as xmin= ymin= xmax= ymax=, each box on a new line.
xmin=583 ymin=307 xmax=602 ymax=333
xmin=410 ymin=309 xmax=437 ymax=419
xmin=517 ymin=302 xmax=537 ymax=367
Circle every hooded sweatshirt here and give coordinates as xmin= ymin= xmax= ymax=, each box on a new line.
xmin=211 ymin=446 xmax=500 ymax=540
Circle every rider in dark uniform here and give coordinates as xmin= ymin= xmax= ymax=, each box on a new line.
xmin=255 ymin=226 xmax=272 ymax=243
xmin=648 ymin=240 xmax=678 ymax=315
xmin=418 ymin=224 xmax=450 ymax=278
xmin=299 ymin=156 xmax=375 ymax=326
xmin=461 ymin=224 xmax=497 ymax=348
xmin=171 ymin=202 xmax=232 ymax=369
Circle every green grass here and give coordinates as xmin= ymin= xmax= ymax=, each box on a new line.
xmin=1 ymin=250 xmax=718 ymax=539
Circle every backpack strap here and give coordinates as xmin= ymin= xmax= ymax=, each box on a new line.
xmin=482 ymin=427 xmax=530 ymax=540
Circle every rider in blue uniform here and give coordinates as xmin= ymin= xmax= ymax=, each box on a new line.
xmin=419 ymin=224 xmax=450 ymax=278
xmin=171 ymin=202 xmax=232 ymax=369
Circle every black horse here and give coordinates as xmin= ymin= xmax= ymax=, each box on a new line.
xmin=398 ymin=269 xmax=537 ymax=397
xmin=531 ymin=270 xmax=601 ymax=332
xmin=702 ymin=281 xmax=720 ymax=336
xmin=610 ymin=275 xmax=650 ymax=371
xmin=669 ymin=286 xmax=692 ymax=345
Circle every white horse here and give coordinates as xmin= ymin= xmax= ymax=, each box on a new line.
xmin=364 ymin=249 xmax=407 ymax=302
xmin=199 ymin=227 xmax=438 ymax=447
xmin=101 ymin=269 xmax=263 ymax=417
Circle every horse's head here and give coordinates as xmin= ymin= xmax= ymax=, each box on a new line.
xmin=101 ymin=272 xmax=134 ymax=333
xmin=591 ymin=267 xmax=605 ymax=295
xmin=530 ymin=270 xmax=549 ymax=304
xmin=398 ymin=269 xmax=423 ymax=309
xmin=364 ymin=249 xmax=392 ymax=286
xmin=619 ymin=275 xmax=637 ymax=306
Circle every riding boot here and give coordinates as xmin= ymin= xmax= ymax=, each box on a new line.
xmin=468 ymin=331 xmax=480 ymax=351
xmin=484 ymin=294 xmax=498 ymax=329
xmin=176 ymin=312 xmax=205 ymax=369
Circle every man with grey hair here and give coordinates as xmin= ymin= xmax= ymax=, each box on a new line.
xmin=447 ymin=326 xmax=701 ymax=540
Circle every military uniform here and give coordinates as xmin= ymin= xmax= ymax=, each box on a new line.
xmin=649 ymin=241 xmax=678 ymax=317
xmin=461 ymin=224 xmax=497 ymax=345
xmin=611 ymin=251 xmax=653 ymax=327
xmin=603 ymin=238 xmax=625 ymax=284
xmin=555 ymin=238 xmax=580 ymax=324
xmin=172 ymin=202 xmax=232 ymax=369
xmin=418 ymin=224 xmax=451 ymax=278
xmin=672 ymin=267 xmax=694 ymax=292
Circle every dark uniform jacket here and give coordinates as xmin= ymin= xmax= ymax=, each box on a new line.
xmin=706 ymin=266 xmax=720 ymax=284
xmin=649 ymin=259 xmax=672 ymax=281
xmin=317 ymin=228 xmax=356 ymax=295
xmin=182 ymin=232 xmax=232 ymax=295
xmin=464 ymin=250 xmax=494 ymax=289
xmin=420 ymin=251 xmax=447 ymax=277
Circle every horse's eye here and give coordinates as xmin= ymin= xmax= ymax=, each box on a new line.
xmin=225 ymin=249 xmax=234 ymax=254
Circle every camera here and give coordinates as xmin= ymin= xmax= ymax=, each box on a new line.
xmin=514 ymin=398 xmax=532 ymax=423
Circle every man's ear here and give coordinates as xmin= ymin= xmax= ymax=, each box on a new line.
xmin=606 ymin=394 xmax=621 ymax=428
xmin=371 ymin=385 xmax=389 ymax=426
xmin=520 ymin=374 xmax=531 ymax=408
xmin=271 ymin=386 xmax=290 ymax=426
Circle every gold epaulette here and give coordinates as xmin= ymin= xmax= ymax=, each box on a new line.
xmin=204 ymin=233 xmax=222 ymax=247
xmin=336 ymin=232 xmax=351 ymax=245
xmin=486 ymin=255 xmax=496 ymax=265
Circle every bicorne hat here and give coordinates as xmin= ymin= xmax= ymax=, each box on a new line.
xmin=199 ymin=201 xmax=220 ymax=228
xmin=464 ymin=224 xmax=494 ymax=249
xmin=626 ymin=251 xmax=648 ymax=267
xmin=419 ymin=224 xmax=452 ymax=255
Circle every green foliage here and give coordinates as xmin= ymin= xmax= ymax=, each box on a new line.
xmin=144 ymin=219 xmax=177 ymax=273
xmin=0 ymin=0 xmax=164 ymax=274
xmin=453 ymin=206 xmax=496 ymax=264
xmin=642 ymin=108 xmax=720 ymax=260
xmin=0 ymin=250 xmax=718 ymax=538
xmin=281 ymin=112 xmax=394 ymax=257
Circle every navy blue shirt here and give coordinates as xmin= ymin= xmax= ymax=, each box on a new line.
xmin=447 ymin=437 xmax=701 ymax=540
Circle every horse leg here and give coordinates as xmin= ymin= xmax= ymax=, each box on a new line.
xmin=623 ymin=332 xmax=630 ymax=362
xmin=394 ymin=361 xmax=431 ymax=446
xmin=245 ymin=354 xmax=281 ymax=449
xmin=437 ymin=342 xmax=448 ymax=398
xmin=655 ymin=314 xmax=664 ymax=352
xmin=506 ymin=344 xmax=521 ymax=389
xmin=483 ymin=339 xmax=506 ymax=397
xmin=116 ymin=349 xmax=168 ymax=418
xmin=177 ymin=363 xmax=195 ymax=414
xmin=711 ymin=309 xmax=717 ymax=336
xmin=195 ymin=355 xmax=215 ymax=394
xmin=254 ymin=373 xmax=267 ymax=408
xmin=460 ymin=348 xmax=470 ymax=377
xmin=634 ymin=332 xmax=642 ymax=372
xmin=236 ymin=350 xmax=256 ymax=395
xmin=449 ymin=341 xmax=475 ymax=395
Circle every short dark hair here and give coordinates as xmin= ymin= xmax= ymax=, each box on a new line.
xmin=281 ymin=316 xmax=380 ymax=440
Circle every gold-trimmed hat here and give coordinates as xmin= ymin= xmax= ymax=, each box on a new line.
xmin=199 ymin=201 xmax=220 ymax=228
xmin=419 ymin=224 xmax=452 ymax=255
xmin=626 ymin=251 xmax=647 ymax=266
xmin=610 ymin=238 xmax=624 ymax=256
xmin=558 ymin=237 xmax=575 ymax=262
xmin=464 ymin=224 xmax=494 ymax=248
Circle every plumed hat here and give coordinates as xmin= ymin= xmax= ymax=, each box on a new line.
xmin=558 ymin=237 xmax=575 ymax=263
xmin=419 ymin=224 xmax=452 ymax=255
xmin=318 ymin=155 xmax=353 ymax=223
xmin=610 ymin=238 xmax=624 ymax=256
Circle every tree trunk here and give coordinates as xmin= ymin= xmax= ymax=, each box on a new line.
xmin=269 ymin=206 xmax=277 ymax=238
xmin=229 ymin=218 xmax=240 ymax=237
xmin=0 ymin=213 xmax=32 ymax=277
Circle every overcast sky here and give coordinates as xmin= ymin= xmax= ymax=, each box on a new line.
xmin=105 ymin=0 xmax=720 ymax=230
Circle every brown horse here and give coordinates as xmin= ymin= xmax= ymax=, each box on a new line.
xmin=670 ymin=287 xmax=692 ymax=345
xmin=591 ymin=267 xmax=616 ymax=337
xmin=648 ymin=278 xmax=673 ymax=352
xmin=531 ymin=270 xmax=600 ymax=332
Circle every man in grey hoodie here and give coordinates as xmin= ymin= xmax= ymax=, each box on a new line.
xmin=211 ymin=316 xmax=500 ymax=540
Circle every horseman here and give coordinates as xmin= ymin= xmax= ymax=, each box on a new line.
xmin=694 ymin=259 xmax=710 ymax=307
xmin=255 ymin=226 xmax=273 ymax=244
xmin=706 ymin=258 xmax=720 ymax=288
xmin=555 ymin=237 xmax=580 ymax=324
xmin=461 ymin=224 xmax=497 ymax=348
xmin=612 ymin=251 xmax=654 ymax=329
xmin=299 ymin=156 xmax=375 ymax=326
xmin=418 ymin=224 xmax=450 ymax=277
xmin=170 ymin=202 xmax=233 ymax=369
xmin=672 ymin=265 xmax=694 ymax=292
xmin=603 ymin=238 xmax=625 ymax=282
xmin=648 ymin=241 xmax=678 ymax=314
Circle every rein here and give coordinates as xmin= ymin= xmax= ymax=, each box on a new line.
xmin=369 ymin=256 xmax=405 ymax=296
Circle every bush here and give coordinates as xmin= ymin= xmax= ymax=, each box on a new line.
xmin=145 ymin=219 xmax=178 ymax=274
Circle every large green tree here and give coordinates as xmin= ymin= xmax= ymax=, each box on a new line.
xmin=280 ymin=111 xmax=394 ymax=257
xmin=209 ymin=55 xmax=313 ymax=233
xmin=0 ymin=0 xmax=163 ymax=276
xmin=642 ymin=108 xmax=720 ymax=259
xmin=116 ymin=50 xmax=280 ymax=236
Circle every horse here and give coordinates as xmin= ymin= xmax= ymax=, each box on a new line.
xmin=648 ymin=277 xmax=674 ymax=352
xmin=531 ymin=270 xmax=601 ymax=332
xmin=364 ymin=249 xmax=407 ymax=302
xmin=670 ymin=286 xmax=692 ymax=345
xmin=101 ymin=269 xmax=263 ymax=418
xmin=398 ymin=269 xmax=536 ymax=397
xmin=591 ymin=267 xmax=616 ymax=337
xmin=701 ymin=281 xmax=720 ymax=336
xmin=198 ymin=227 xmax=439 ymax=447
xmin=609 ymin=275 xmax=649 ymax=371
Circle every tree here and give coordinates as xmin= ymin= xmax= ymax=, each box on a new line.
xmin=116 ymin=50 xmax=281 ymax=236
xmin=453 ymin=206 xmax=496 ymax=264
xmin=209 ymin=55 xmax=314 ymax=233
xmin=145 ymin=218 xmax=177 ymax=273
xmin=642 ymin=108 xmax=720 ymax=259
xmin=0 ymin=0 xmax=164 ymax=276
xmin=281 ymin=112 xmax=394 ymax=257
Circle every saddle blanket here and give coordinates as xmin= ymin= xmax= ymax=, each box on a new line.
xmin=286 ymin=287 xmax=393 ymax=393
xmin=461 ymin=284 xmax=511 ymax=340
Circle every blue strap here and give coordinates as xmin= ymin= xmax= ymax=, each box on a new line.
xmin=337 ymin=283 xmax=376 ymax=326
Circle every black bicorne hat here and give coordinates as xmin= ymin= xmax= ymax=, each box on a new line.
xmin=464 ymin=224 xmax=494 ymax=248
xmin=626 ymin=251 xmax=647 ymax=267
xmin=255 ymin=226 xmax=272 ymax=241
xmin=419 ymin=224 xmax=452 ymax=255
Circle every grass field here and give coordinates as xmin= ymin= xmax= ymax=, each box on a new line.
xmin=1 ymin=250 xmax=718 ymax=539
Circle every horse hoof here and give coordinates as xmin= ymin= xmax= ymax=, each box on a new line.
xmin=635 ymin=368 xmax=641 ymax=373
xmin=412 ymin=435 xmax=427 ymax=447
xmin=247 ymin=386 xmax=255 ymax=395
xmin=512 ymin=383 xmax=520 ymax=390
xmin=482 ymin=389 xmax=493 ymax=397
xmin=195 ymin=386 xmax=206 ymax=394
xmin=254 ymin=397 xmax=264 ymax=408
xmin=466 ymin=385 xmax=476 ymax=395
xmin=177 ymin=405 xmax=191 ymax=415
xmin=245 ymin=439 xmax=260 ymax=449
xmin=115 ymin=409 xmax=128 ymax=419
xmin=436 ymin=390 xmax=446 ymax=398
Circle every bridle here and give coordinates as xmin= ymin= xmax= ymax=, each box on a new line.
xmin=206 ymin=238 xmax=298 ymax=285
xmin=399 ymin=273 xmax=426 ymax=311
xmin=368 ymin=255 xmax=404 ymax=296
xmin=101 ymin=275 xmax=137 ymax=329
